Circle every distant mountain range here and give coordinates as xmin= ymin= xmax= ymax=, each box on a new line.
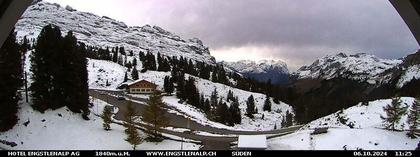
xmin=221 ymin=60 xmax=290 ymax=85
xmin=294 ymin=53 xmax=402 ymax=84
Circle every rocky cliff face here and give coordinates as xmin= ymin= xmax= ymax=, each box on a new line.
xmin=15 ymin=1 xmax=216 ymax=64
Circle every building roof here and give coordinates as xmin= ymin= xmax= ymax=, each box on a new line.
xmin=127 ymin=79 xmax=158 ymax=88
xmin=237 ymin=135 xmax=267 ymax=149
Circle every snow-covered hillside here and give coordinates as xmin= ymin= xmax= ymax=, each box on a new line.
xmin=88 ymin=59 xmax=127 ymax=89
xmin=267 ymin=97 xmax=419 ymax=150
xmin=87 ymin=58 xmax=292 ymax=131
xmin=15 ymin=1 xmax=215 ymax=64
xmin=396 ymin=65 xmax=420 ymax=88
xmin=0 ymin=95 xmax=199 ymax=150
xmin=295 ymin=53 xmax=401 ymax=84
xmin=222 ymin=60 xmax=290 ymax=84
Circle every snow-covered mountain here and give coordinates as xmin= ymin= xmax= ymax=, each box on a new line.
xmin=295 ymin=53 xmax=402 ymax=84
xmin=379 ymin=50 xmax=420 ymax=88
xmin=15 ymin=0 xmax=216 ymax=64
xmin=222 ymin=60 xmax=290 ymax=84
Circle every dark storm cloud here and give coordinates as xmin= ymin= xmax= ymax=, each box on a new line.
xmin=47 ymin=0 xmax=419 ymax=70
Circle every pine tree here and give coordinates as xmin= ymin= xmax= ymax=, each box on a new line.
xmin=381 ymin=97 xmax=407 ymax=131
xmin=211 ymin=69 xmax=218 ymax=82
xmin=131 ymin=67 xmax=139 ymax=80
xmin=175 ymin=72 xmax=185 ymax=100
xmin=102 ymin=106 xmax=113 ymax=131
xmin=210 ymin=88 xmax=218 ymax=107
xmin=31 ymin=24 xmax=62 ymax=112
xmin=124 ymin=72 xmax=128 ymax=82
xmin=229 ymin=97 xmax=242 ymax=124
xmin=61 ymin=31 xmax=89 ymax=116
xmin=163 ymin=76 xmax=174 ymax=94
xmin=124 ymin=101 xmax=143 ymax=150
xmin=207 ymin=88 xmax=219 ymax=120
xmin=0 ymin=29 xmax=22 ymax=132
xmin=407 ymin=98 xmax=420 ymax=138
xmin=185 ymin=77 xmax=200 ymax=107
xmin=216 ymin=98 xmax=230 ymax=125
xmin=263 ymin=94 xmax=272 ymax=112
xmin=246 ymin=95 xmax=256 ymax=118
xmin=204 ymin=99 xmax=211 ymax=113
xmin=132 ymin=58 xmax=137 ymax=67
xmin=31 ymin=26 xmax=89 ymax=117
xmin=281 ymin=118 xmax=286 ymax=128
xmin=142 ymin=91 xmax=169 ymax=140
xmin=286 ymin=110 xmax=294 ymax=127
xmin=112 ymin=47 xmax=118 ymax=63
xmin=227 ymin=90 xmax=234 ymax=102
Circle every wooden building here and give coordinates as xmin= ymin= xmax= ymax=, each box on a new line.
xmin=127 ymin=80 xmax=158 ymax=94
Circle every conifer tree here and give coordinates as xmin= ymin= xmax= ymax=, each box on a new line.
xmin=263 ymin=94 xmax=272 ymax=112
xmin=31 ymin=25 xmax=89 ymax=116
xmin=216 ymin=98 xmax=230 ymax=125
xmin=142 ymin=91 xmax=169 ymax=140
xmin=163 ymin=76 xmax=174 ymax=94
xmin=31 ymin=24 xmax=62 ymax=112
xmin=175 ymin=72 xmax=185 ymax=100
xmin=281 ymin=118 xmax=286 ymax=128
xmin=204 ymin=99 xmax=211 ymax=113
xmin=229 ymin=97 xmax=242 ymax=124
xmin=124 ymin=101 xmax=143 ymax=150
xmin=132 ymin=58 xmax=137 ymax=67
xmin=124 ymin=72 xmax=128 ymax=82
xmin=381 ymin=97 xmax=407 ymax=131
xmin=185 ymin=77 xmax=200 ymax=107
xmin=407 ymin=98 xmax=420 ymax=138
xmin=227 ymin=90 xmax=234 ymax=102
xmin=0 ymin=29 xmax=22 ymax=132
xmin=286 ymin=110 xmax=294 ymax=127
xmin=131 ymin=67 xmax=139 ymax=80
xmin=102 ymin=106 xmax=113 ymax=131
xmin=112 ymin=47 xmax=118 ymax=63
xmin=246 ymin=95 xmax=256 ymax=118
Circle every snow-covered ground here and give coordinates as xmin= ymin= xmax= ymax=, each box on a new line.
xmin=88 ymin=58 xmax=293 ymax=131
xmin=267 ymin=97 xmax=419 ymax=150
xmin=88 ymin=59 xmax=127 ymax=89
xmin=0 ymin=96 xmax=200 ymax=150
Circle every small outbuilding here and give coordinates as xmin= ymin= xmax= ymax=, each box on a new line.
xmin=127 ymin=80 xmax=158 ymax=94
xmin=237 ymin=135 xmax=267 ymax=150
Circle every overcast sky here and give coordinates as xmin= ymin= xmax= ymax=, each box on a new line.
xmin=44 ymin=0 xmax=419 ymax=70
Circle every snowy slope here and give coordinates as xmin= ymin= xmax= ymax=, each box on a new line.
xmin=396 ymin=65 xmax=420 ymax=88
xmin=88 ymin=59 xmax=127 ymax=89
xmin=0 ymin=95 xmax=200 ymax=150
xmin=136 ymin=71 xmax=293 ymax=131
xmin=89 ymin=59 xmax=293 ymax=131
xmin=267 ymin=97 xmax=419 ymax=150
xmin=15 ymin=1 xmax=215 ymax=64
xmin=222 ymin=60 xmax=290 ymax=84
xmin=295 ymin=53 xmax=401 ymax=84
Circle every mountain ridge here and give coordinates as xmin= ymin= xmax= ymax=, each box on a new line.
xmin=15 ymin=0 xmax=216 ymax=64
xmin=222 ymin=59 xmax=290 ymax=84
